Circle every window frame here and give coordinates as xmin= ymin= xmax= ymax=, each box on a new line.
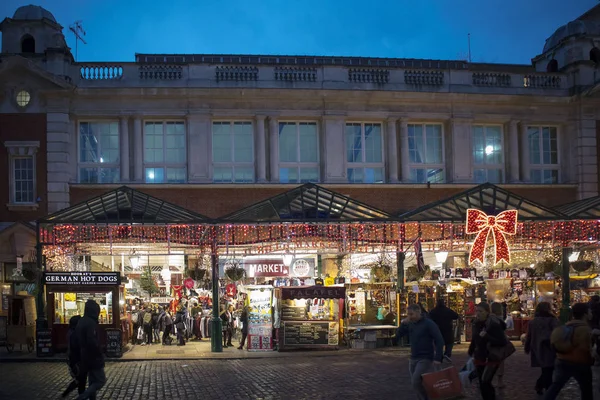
xmin=345 ymin=122 xmax=385 ymax=184
xmin=4 ymin=141 xmax=39 ymax=208
xmin=211 ymin=120 xmax=255 ymax=183
xmin=407 ymin=123 xmax=446 ymax=183
xmin=278 ymin=121 xmax=320 ymax=183
xmin=77 ymin=120 xmax=121 ymax=184
xmin=142 ymin=120 xmax=187 ymax=184
xmin=527 ymin=125 xmax=560 ymax=184
xmin=472 ymin=124 xmax=505 ymax=184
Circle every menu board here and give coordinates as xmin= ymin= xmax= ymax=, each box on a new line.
xmin=247 ymin=286 xmax=273 ymax=352
xmin=36 ymin=328 xmax=53 ymax=357
xmin=283 ymin=321 xmax=339 ymax=346
xmin=281 ymin=305 xmax=308 ymax=320
xmin=105 ymin=329 xmax=122 ymax=358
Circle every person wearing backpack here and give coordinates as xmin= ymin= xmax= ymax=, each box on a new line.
xmin=142 ymin=306 xmax=153 ymax=345
xmin=544 ymin=302 xmax=593 ymax=400
xmin=524 ymin=302 xmax=559 ymax=396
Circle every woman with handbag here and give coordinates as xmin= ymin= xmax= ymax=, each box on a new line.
xmin=524 ymin=302 xmax=559 ymax=396
xmin=468 ymin=302 xmax=511 ymax=400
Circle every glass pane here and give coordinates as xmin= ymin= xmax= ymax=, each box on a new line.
xmin=530 ymin=169 xmax=542 ymax=183
xmin=408 ymin=125 xmax=424 ymax=164
xmin=145 ymin=167 xmax=164 ymax=183
xmin=472 ymin=125 xmax=484 ymax=165
xmin=345 ymin=124 xmax=362 ymax=163
xmin=234 ymin=166 xmax=254 ymax=183
xmin=528 ymin=127 xmax=541 ymax=165
xmin=299 ymin=167 xmax=319 ymax=183
xmin=279 ymin=167 xmax=299 ymax=183
xmin=474 ymin=169 xmax=486 ymax=183
xmin=542 ymin=127 xmax=558 ymax=165
xmin=165 ymin=122 xmax=186 ymax=163
xmin=80 ymin=122 xmax=120 ymax=164
xmin=233 ymin=122 xmax=253 ymax=163
xmin=427 ymin=168 xmax=445 ymax=183
xmin=475 ymin=168 xmax=502 ymax=184
xmin=166 ymin=167 xmax=186 ymax=183
xmin=409 ymin=168 xmax=427 ymax=183
xmin=543 ymin=169 xmax=559 ymax=184
xmin=364 ymin=124 xmax=382 ymax=163
xmin=347 ymin=167 xmax=363 ymax=183
xmin=425 ymin=124 xmax=442 ymax=164
xmin=79 ymin=168 xmax=119 ymax=184
xmin=364 ymin=167 xmax=384 ymax=183
xmin=279 ymin=123 xmax=297 ymax=163
xmin=299 ymin=123 xmax=318 ymax=163
xmin=212 ymin=123 xmax=231 ymax=162
xmin=485 ymin=126 xmax=503 ymax=165
xmin=13 ymin=157 xmax=34 ymax=203
xmin=144 ymin=122 xmax=164 ymax=163
xmin=213 ymin=166 xmax=233 ymax=183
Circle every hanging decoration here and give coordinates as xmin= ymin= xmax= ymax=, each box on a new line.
xmin=466 ymin=209 xmax=518 ymax=265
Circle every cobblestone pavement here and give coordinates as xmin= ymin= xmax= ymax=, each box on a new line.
xmin=0 ymin=350 xmax=595 ymax=399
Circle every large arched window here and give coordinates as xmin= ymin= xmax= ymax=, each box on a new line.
xmin=591 ymin=48 xmax=600 ymax=65
xmin=21 ymin=35 xmax=35 ymax=53
xmin=546 ymin=59 xmax=558 ymax=72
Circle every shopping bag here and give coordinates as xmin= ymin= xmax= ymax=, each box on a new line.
xmin=137 ymin=326 xmax=144 ymax=340
xmin=422 ymin=366 xmax=463 ymax=400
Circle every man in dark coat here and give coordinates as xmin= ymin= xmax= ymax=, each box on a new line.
xmin=429 ymin=299 xmax=459 ymax=358
xmin=75 ymin=300 xmax=106 ymax=400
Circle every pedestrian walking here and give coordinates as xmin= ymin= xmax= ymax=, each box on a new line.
xmin=61 ymin=315 xmax=86 ymax=398
xmin=238 ymin=306 xmax=249 ymax=350
xmin=174 ymin=305 xmax=186 ymax=346
xmin=221 ymin=304 xmax=234 ymax=348
xmin=468 ymin=302 xmax=508 ymax=400
xmin=151 ymin=307 xmax=160 ymax=343
xmin=524 ymin=302 xmax=559 ymax=396
xmin=394 ymin=303 xmax=444 ymax=400
xmin=142 ymin=306 xmax=153 ymax=345
xmin=74 ymin=300 xmax=106 ymax=400
xmin=490 ymin=302 xmax=506 ymax=388
xmin=429 ymin=299 xmax=459 ymax=358
xmin=544 ymin=302 xmax=593 ymax=400
xmin=162 ymin=310 xmax=173 ymax=345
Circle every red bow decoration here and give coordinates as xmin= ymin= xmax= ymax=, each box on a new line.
xmin=466 ymin=209 xmax=518 ymax=265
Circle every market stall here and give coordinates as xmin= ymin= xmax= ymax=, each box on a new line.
xmin=245 ymin=285 xmax=274 ymax=351
xmin=279 ymin=285 xmax=344 ymax=350
xmin=44 ymin=271 xmax=124 ymax=352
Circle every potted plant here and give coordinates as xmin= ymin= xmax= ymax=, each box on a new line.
xmin=369 ymin=253 xmax=393 ymax=282
xmin=571 ymin=261 xmax=594 ymax=273
xmin=535 ymin=259 xmax=557 ymax=275
xmin=225 ymin=261 xmax=245 ymax=281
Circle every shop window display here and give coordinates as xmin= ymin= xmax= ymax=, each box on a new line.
xmin=53 ymin=292 xmax=113 ymax=325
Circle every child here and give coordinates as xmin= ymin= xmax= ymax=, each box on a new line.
xmin=61 ymin=315 xmax=86 ymax=398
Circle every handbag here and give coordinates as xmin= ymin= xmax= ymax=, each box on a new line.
xmin=487 ymin=340 xmax=516 ymax=362
xmin=422 ymin=366 xmax=463 ymax=400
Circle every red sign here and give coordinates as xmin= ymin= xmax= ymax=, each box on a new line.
xmin=244 ymin=259 xmax=289 ymax=277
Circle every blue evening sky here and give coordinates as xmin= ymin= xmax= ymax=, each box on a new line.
xmin=0 ymin=0 xmax=597 ymax=64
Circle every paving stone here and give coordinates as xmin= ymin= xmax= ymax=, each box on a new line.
xmin=0 ymin=351 xmax=596 ymax=399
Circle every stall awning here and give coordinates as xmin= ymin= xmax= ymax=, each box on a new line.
xmin=221 ymin=183 xmax=392 ymax=222
xmin=281 ymin=286 xmax=346 ymax=300
xmin=556 ymin=196 xmax=600 ymax=219
xmin=40 ymin=186 xmax=209 ymax=224
xmin=399 ymin=182 xmax=566 ymax=222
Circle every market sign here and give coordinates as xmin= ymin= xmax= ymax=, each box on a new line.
xmin=290 ymin=258 xmax=315 ymax=277
xmin=282 ymin=286 xmax=346 ymax=300
xmin=43 ymin=272 xmax=121 ymax=285
xmin=244 ymin=259 xmax=289 ymax=277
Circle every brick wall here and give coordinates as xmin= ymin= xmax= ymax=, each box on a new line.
xmin=69 ymin=185 xmax=578 ymax=219
xmin=0 ymin=114 xmax=47 ymax=222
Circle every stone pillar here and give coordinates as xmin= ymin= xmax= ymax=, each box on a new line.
xmin=119 ymin=116 xmax=130 ymax=182
xmin=399 ymin=119 xmax=410 ymax=182
xmin=519 ymin=122 xmax=530 ymax=183
xmin=322 ymin=116 xmax=347 ymax=183
xmin=387 ymin=118 xmax=399 ymax=183
xmin=450 ymin=118 xmax=472 ymax=183
xmin=507 ymin=120 xmax=520 ymax=183
xmin=133 ymin=116 xmax=143 ymax=182
xmin=69 ymin=118 xmax=78 ymax=183
xmin=575 ymin=108 xmax=599 ymax=198
xmin=255 ymin=115 xmax=267 ymax=182
xmin=187 ymin=114 xmax=211 ymax=183
xmin=269 ymin=116 xmax=279 ymax=182
xmin=47 ymin=111 xmax=71 ymax=212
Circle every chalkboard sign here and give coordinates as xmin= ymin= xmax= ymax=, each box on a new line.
xmin=105 ymin=329 xmax=122 ymax=358
xmin=36 ymin=328 xmax=53 ymax=357
xmin=0 ymin=316 xmax=6 ymax=342
xmin=283 ymin=321 xmax=330 ymax=346
xmin=281 ymin=306 xmax=308 ymax=320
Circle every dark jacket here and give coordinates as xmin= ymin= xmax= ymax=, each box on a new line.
xmin=395 ymin=317 xmax=444 ymax=361
xmin=75 ymin=300 xmax=104 ymax=370
xmin=429 ymin=305 xmax=459 ymax=343
xmin=240 ymin=310 xmax=249 ymax=334
xmin=67 ymin=315 xmax=82 ymax=372
xmin=469 ymin=315 xmax=507 ymax=363
xmin=220 ymin=311 xmax=233 ymax=330
xmin=525 ymin=316 xmax=559 ymax=368
xmin=175 ymin=310 xmax=185 ymax=330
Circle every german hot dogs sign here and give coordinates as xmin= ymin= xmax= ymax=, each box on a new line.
xmin=43 ymin=272 xmax=121 ymax=285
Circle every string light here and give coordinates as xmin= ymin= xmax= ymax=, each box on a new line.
xmin=466 ymin=209 xmax=518 ymax=265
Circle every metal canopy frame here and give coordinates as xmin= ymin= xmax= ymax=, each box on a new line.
xmin=556 ymin=196 xmax=600 ymax=219
xmin=398 ymin=183 xmax=566 ymax=222
xmin=40 ymin=186 xmax=209 ymax=224
xmin=220 ymin=183 xmax=393 ymax=222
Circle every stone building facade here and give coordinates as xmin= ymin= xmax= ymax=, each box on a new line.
xmin=1 ymin=4 xmax=600 ymax=220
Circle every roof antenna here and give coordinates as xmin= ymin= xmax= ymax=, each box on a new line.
xmin=468 ymin=33 xmax=472 ymax=63
xmin=69 ymin=20 xmax=87 ymax=61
